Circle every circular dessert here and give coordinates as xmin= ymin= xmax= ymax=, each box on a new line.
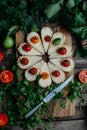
xmin=17 ymin=26 xmax=74 ymax=88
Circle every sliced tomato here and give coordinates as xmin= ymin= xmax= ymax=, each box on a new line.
xmin=0 ymin=70 xmax=14 ymax=84
xmin=31 ymin=36 xmax=39 ymax=44
xmin=61 ymin=60 xmax=70 ymax=67
xmin=57 ymin=47 xmax=67 ymax=55
xmin=44 ymin=35 xmax=51 ymax=42
xmin=52 ymin=70 xmax=60 ymax=77
xmin=0 ymin=51 xmax=4 ymax=62
xmin=0 ymin=113 xmax=8 ymax=126
xmin=78 ymin=70 xmax=87 ymax=83
xmin=21 ymin=58 xmax=29 ymax=65
xmin=22 ymin=43 xmax=32 ymax=52
xmin=41 ymin=72 xmax=49 ymax=79
xmin=29 ymin=68 xmax=38 ymax=75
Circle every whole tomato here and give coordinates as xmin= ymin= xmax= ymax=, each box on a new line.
xmin=0 ymin=113 xmax=8 ymax=126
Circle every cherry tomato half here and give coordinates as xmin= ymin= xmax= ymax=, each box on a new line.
xmin=41 ymin=72 xmax=49 ymax=79
xmin=29 ymin=68 xmax=38 ymax=75
xmin=0 ymin=51 xmax=4 ymax=62
xmin=78 ymin=70 xmax=87 ymax=83
xmin=22 ymin=43 xmax=32 ymax=52
xmin=61 ymin=60 xmax=70 ymax=67
xmin=31 ymin=36 xmax=39 ymax=44
xmin=21 ymin=58 xmax=29 ymax=65
xmin=0 ymin=113 xmax=8 ymax=126
xmin=52 ymin=70 xmax=60 ymax=77
xmin=44 ymin=35 xmax=51 ymax=42
xmin=57 ymin=47 xmax=67 ymax=55
xmin=0 ymin=70 xmax=14 ymax=84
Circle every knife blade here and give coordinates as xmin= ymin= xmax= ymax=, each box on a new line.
xmin=25 ymin=74 xmax=73 ymax=118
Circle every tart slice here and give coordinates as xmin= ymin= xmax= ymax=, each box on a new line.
xmin=39 ymin=62 xmax=52 ymax=88
xmin=48 ymin=32 xmax=66 ymax=55
xmin=49 ymin=45 xmax=72 ymax=58
xmin=17 ymin=56 xmax=42 ymax=69
xmin=50 ymin=58 xmax=75 ymax=72
xmin=48 ymin=62 xmax=65 ymax=84
xmin=18 ymin=43 xmax=41 ymax=55
xmin=25 ymin=60 xmax=44 ymax=81
xmin=27 ymin=32 xmax=44 ymax=54
xmin=41 ymin=27 xmax=53 ymax=52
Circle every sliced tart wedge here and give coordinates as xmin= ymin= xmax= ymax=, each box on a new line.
xmin=18 ymin=43 xmax=42 ymax=55
xmin=39 ymin=62 xmax=52 ymax=88
xmin=41 ymin=27 xmax=53 ymax=52
xmin=48 ymin=32 xmax=66 ymax=55
xmin=50 ymin=58 xmax=75 ymax=72
xmin=25 ymin=60 xmax=44 ymax=81
xmin=48 ymin=62 xmax=65 ymax=84
xmin=17 ymin=56 xmax=42 ymax=69
xmin=49 ymin=45 xmax=72 ymax=58
xmin=27 ymin=32 xmax=44 ymax=54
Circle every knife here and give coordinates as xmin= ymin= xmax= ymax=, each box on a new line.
xmin=25 ymin=74 xmax=73 ymax=118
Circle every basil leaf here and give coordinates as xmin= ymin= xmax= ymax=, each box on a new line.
xmin=66 ymin=0 xmax=75 ymax=10
xmin=52 ymin=38 xmax=61 ymax=45
xmin=45 ymin=3 xmax=61 ymax=19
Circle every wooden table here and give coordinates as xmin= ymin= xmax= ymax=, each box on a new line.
xmin=0 ymin=34 xmax=87 ymax=130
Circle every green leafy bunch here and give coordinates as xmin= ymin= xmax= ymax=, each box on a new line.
xmin=44 ymin=0 xmax=87 ymax=39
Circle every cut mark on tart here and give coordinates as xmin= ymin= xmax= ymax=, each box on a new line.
xmin=41 ymin=27 xmax=53 ymax=52
xmin=48 ymin=62 xmax=65 ymax=84
xmin=50 ymin=58 xmax=75 ymax=72
xmin=18 ymin=43 xmax=41 ymax=55
xmin=25 ymin=60 xmax=43 ymax=81
xmin=48 ymin=32 xmax=66 ymax=55
xmin=39 ymin=62 xmax=52 ymax=88
xmin=17 ymin=56 xmax=42 ymax=69
xmin=27 ymin=32 xmax=44 ymax=54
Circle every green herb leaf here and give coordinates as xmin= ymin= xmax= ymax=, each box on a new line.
xmin=66 ymin=0 xmax=75 ymax=10
xmin=45 ymin=3 xmax=61 ymax=19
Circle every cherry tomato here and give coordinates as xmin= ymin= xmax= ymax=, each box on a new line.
xmin=78 ymin=70 xmax=87 ymax=83
xmin=44 ymin=35 xmax=51 ymax=42
xmin=41 ymin=72 xmax=49 ymax=79
xmin=57 ymin=47 xmax=67 ymax=55
xmin=31 ymin=36 xmax=39 ymax=44
xmin=0 ymin=113 xmax=8 ymax=126
xmin=52 ymin=70 xmax=60 ymax=77
xmin=61 ymin=60 xmax=70 ymax=67
xmin=21 ymin=58 xmax=29 ymax=65
xmin=3 ymin=36 xmax=14 ymax=49
xmin=29 ymin=67 xmax=38 ymax=75
xmin=0 ymin=70 xmax=14 ymax=84
xmin=22 ymin=43 xmax=32 ymax=52
xmin=0 ymin=51 xmax=4 ymax=62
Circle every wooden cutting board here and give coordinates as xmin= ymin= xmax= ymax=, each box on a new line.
xmin=16 ymin=25 xmax=75 ymax=117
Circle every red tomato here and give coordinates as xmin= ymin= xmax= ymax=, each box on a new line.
xmin=0 ymin=51 xmax=4 ymax=62
xmin=52 ymin=70 xmax=60 ymax=77
xmin=57 ymin=47 xmax=67 ymax=55
xmin=78 ymin=70 xmax=87 ymax=83
xmin=21 ymin=58 xmax=29 ymax=65
xmin=31 ymin=36 xmax=39 ymax=44
xmin=0 ymin=113 xmax=8 ymax=126
xmin=44 ymin=35 xmax=51 ymax=42
xmin=29 ymin=68 xmax=38 ymax=75
xmin=0 ymin=70 xmax=14 ymax=84
xmin=22 ymin=43 xmax=32 ymax=52
xmin=41 ymin=72 xmax=49 ymax=79
xmin=61 ymin=60 xmax=70 ymax=67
